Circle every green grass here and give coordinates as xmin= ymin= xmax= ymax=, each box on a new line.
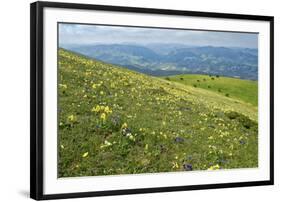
xmin=58 ymin=49 xmax=258 ymax=177
xmin=165 ymin=74 xmax=258 ymax=106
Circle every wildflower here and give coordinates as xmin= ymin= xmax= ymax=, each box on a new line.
xmin=100 ymin=140 xmax=112 ymax=149
xmin=100 ymin=91 xmax=104 ymax=95
xmin=172 ymin=162 xmax=179 ymax=169
xmin=104 ymin=106 xmax=112 ymax=114
xmin=174 ymin=137 xmax=184 ymax=143
xmin=183 ymin=163 xmax=193 ymax=171
xmin=127 ymin=133 xmax=135 ymax=141
xmin=60 ymin=144 xmax=64 ymax=149
xmin=104 ymin=140 xmax=112 ymax=146
xmin=92 ymin=84 xmax=97 ymax=89
xmin=121 ymin=123 xmax=128 ymax=129
xmin=100 ymin=113 xmax=106 ymax=121
xmin=92 ymin=105 xmax=101 ymax=112
xmin=208 ymin=164 xmax=220 ymax=170
xmin=145 ymin=144 xmax=148 ymax=150
xmin=68 ymin=114 xmax=76 ymax=122
xmin=59 ymin=84 xmax=67 ymax=89
xmin=82 ymin=152 xmax=88 ymax=158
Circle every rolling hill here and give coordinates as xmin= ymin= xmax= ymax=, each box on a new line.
xmin=61 ymin=44 xmax=258 ymax=80
xmin=165 ymin=74 xmax=258 ymax=106
xmin=58 ymin=49 xmax=258 ymax=177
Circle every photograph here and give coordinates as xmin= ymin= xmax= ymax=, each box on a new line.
xmin=58 ymin=23 xmax=259 ymax=178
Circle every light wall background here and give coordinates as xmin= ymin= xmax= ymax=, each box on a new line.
xmin=0 ymin=0 xmax=279 ymax=201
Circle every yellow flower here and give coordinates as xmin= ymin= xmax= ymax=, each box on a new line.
xmin=128 ymin=134 xmax=135 ymax=141
xmin=172 ymin=162 xmax=179 ymax=169
xmin=145 ymin=144 xmax=148 ymax=150
xmin=104 ymin=140 xmax=112 ymax=146
xmin=100 ymin=91 xmax=104 ymax=95
xmin=82 ymin=152 xmax=88 ymax=158
xmin=68 ymin=114 xmax=76 ymax=122
xmin=100 ymin=140 xmax=112 ymax=149
xmin=92 ymin=84 xmax=97 ymax=89
xmin=92 ymin=105 xmax=100 ymax=112
xmin=121 ymin=123 xmax=128 ymax=129
xmin=207 ymin=164 xmax=220 ymax=170
xmin=100 ymin=113 xmax=106 ymax=121
xmin=59 ymin=84 xmax=67 ymax=89
xmin=60 ymin=144 xmax=64 ymax=149
xmin=104 ymin=106 xmax=112 ymax=114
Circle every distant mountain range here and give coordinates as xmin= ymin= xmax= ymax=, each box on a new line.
xmin=61 ymin=43 xmax=258 ymax=80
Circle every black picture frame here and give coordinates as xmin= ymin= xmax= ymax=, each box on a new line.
xmin=30 ymin=1 xmax=274 ymax=200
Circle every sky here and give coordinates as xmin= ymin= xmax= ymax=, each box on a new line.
xmin=59 ymin=23 xmax=258 ymax=49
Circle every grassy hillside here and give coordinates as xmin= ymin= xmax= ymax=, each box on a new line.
xmin=58 ymin=49 xmax=258 ymax=178
xmin=165 ymin=74 xmax=258 ymax=106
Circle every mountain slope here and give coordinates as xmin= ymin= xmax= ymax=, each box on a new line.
xmin=165 ymin=74 xmax=258 ymax=106
xmin=62 ymin=44 xmax=258 ymax=80
xmin=58 ymin=49 xmax=258 ymax=177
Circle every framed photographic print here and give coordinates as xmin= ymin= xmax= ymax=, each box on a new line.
xmin=30 ymin=1 xmax=274 ymax=200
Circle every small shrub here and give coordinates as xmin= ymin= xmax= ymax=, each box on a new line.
xmin=226 ymin=111 xmax=257 ymax=130
xmin=193 ymin=84 xmax=197 ymax=88
xmin=226 ymin=111 xmax=240 ymax=120
xmin=180 ymin=77 xmax=184 ymax=80
xmin=225 ymin=93 xmax=230 ymax=97
xmin=218 ymin=89 xmax=222 ymax=92
xmin=211 ymin=77 xmax=215 ymax=80
xmin=216 ymin=75 xmax=220 ymax=78
xmin=207 ymin=85 xmax=211 ymax=88
xmin=165 ymin=77 xmax=170 ymax=81
xmin=197 ymin=80 xmax=200 ymax=82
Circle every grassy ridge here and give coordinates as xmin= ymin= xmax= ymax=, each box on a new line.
xmin=165 ymin=74 xmax=258 ymax=106
xmin=58 ymin=49 xmax=258 ymax=177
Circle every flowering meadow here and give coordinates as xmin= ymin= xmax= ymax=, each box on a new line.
xmin=58 ymin=49 xmax=258 ymax=177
